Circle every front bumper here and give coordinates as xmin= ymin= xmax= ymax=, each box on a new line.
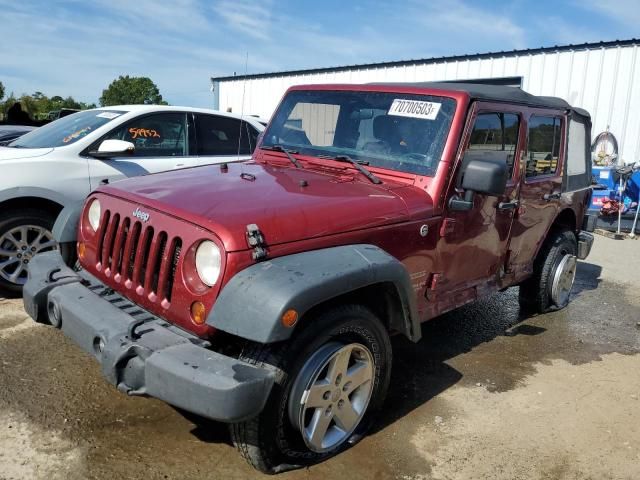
xmin=23 ymin=251 xmax=275 ymax=423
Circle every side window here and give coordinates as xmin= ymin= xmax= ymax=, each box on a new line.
xmin=468 ymin=112 xmax=520 ymax=177
xmin=195 ymin=114 xmax=255 ymax=155
xmin=527 ymin=116 xmax=562 ymax=177
xmin=105 ymin=113 xmax=187 ymax=157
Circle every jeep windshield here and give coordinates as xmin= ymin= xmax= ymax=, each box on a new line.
xmin=261 ymin=90 xmax=456 ymax=176
xmin=8 ymin=109 xmax=125 ymax=148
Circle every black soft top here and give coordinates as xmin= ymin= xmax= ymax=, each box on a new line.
xmin=370 ymin=82 xmax=590 ymax=119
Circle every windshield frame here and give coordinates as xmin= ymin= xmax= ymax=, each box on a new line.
xmin=8 ymin=109 xmax=126 ymax=149
xmin=261 ymin=89 xmax=458 ymax=177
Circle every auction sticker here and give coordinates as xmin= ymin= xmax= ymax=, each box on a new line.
xmin=96 ymin=112 xmax=121 ymax=119
xmin=388 ymin=99 xmax=441 ymax=120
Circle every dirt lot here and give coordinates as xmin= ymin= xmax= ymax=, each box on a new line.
xmin=0 ymin=236 xmax=639 ymax=480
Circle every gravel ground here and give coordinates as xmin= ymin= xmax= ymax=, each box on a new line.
xmin=0 ymin=235 xmax=638 ymax=479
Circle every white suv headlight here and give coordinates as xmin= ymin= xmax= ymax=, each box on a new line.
xmin=195 ymin=240 xmax=221 ymax=286
xmin=87 ymin=199 xmax=101 ymax=231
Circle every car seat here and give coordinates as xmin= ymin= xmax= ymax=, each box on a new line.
xmin=363 ymin=115 xmax=404 ymax=155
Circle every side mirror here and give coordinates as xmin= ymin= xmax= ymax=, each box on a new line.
xmin=89 ymin=139 xmax=135 ymax=159
xmin=449 ymin=158 xmax=508 ymax=211
xmin=462 ymin=159 xmax=508 ymax=196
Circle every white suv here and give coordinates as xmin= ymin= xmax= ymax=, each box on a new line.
xmin=0 ymin=105 xmax=266 ymax=291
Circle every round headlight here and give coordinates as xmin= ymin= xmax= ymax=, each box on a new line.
xmin=195 ymin=241 xmax=221 ymax=287
xmin=87 ymin=199 xmax=101 ymax=232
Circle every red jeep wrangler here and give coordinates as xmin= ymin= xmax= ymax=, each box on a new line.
xmin=24 ymin=83 xmax=595 ymax=473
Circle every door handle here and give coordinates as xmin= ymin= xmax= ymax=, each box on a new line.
xmin=498 ymin=200 xmax=519 ymax=211
xmin=543 ymin=192 xmax=561 ymax=201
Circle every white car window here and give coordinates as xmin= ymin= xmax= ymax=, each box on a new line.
xmin=104 ymin=113 xmax=187 ymax=157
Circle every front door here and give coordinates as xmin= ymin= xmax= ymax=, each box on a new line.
xmin=88 ymin=112 xmax=196 ymax=189
xmin=434 ymin=103 xmax=523 ymax=305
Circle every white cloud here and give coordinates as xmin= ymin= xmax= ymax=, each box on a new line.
xmin=0 ymin=1 xmax=252 ymax=106
xmin=93 ymin=0 xmax=211 ymax=32
xmin=213 ymin=0 xmax=273 ymax=41
xmin=409 ymin=0 xmax=526 ymax=51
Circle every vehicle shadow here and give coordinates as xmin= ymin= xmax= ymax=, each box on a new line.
xmin=372 ymin=291 xmax=528 ymax=434
xmin=371 ymin=260 xmax=603 ymax=433
xmin=178 ymin=262 xmax=602 ymax=445
xmin=0 ymin=288 xmax=20 ymax=301
xmin=572 ymin=261 xmax=602 ymax=297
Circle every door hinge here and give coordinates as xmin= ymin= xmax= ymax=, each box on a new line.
xmin=440 ymin=218 xmax=456 ymax=237
xmin=425 ymin=273 xmax=443 ymax=301
xmin=246 ymin=224 xmax=268 ymax=261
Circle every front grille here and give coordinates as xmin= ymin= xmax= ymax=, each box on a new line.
xmin=97 ymin=210 xmax=183 ymax=304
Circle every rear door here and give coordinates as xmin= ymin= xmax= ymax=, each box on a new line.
xmin=436 ymin=103 xmax=523 ymax=297
xmin=506 ymin=110 xmax=566 ymax=279
xmin=88 ymin=112 xmax=196 ymax=189
xmin=193 ymin=113 xmax=258 ymax=165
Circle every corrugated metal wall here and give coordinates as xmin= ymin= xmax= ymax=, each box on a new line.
xmin=214 ymin=42 xmax=640 ymax=163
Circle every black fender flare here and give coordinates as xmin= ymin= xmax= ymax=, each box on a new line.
xmin=52 ymin=202 xmax=83 ymax=243
xmin=206 ymin=244 xmax=421 ymax=343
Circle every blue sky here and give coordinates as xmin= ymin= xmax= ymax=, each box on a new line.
xmin=1 ymin=0 xmax=638 ymax=108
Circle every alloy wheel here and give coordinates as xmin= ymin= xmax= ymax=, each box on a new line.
xmin=0 ymin=225 xmax=57 ymax=285
xmin=289 ymin=342 xmax=374 ymax=453
xmin=551 ymin=253 xmax=577 ymax=307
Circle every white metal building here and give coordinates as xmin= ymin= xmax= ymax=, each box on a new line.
xmin=211 ymin=39 xmax=640 ymax=163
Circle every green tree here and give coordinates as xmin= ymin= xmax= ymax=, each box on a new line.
xmin=0 ymin=81 xmax=5 ymax=101
xmin=1 ymin=91 xmax=96 ymax=122
xmin=99 ymin=75 xmax=168 ymax=106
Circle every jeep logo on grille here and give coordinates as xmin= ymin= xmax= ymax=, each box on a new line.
xmin=132 ymin=207 xmax=150 ymax=222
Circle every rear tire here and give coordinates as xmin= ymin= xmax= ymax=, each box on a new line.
xmin=519 ymin=229 xmax=577 ymax=313
xmin=230 ymin=304 xmax=392 ymax=474
xmin=0 ymin=209 xmax=69 ymax=293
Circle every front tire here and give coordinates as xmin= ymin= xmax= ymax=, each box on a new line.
xmin=230 ymin=304 xmax=392 ymax=474
xmin=519 ymin=229 xmax=578 ymax=313
xmin=0 ymin=209 xmax=64 ymax=293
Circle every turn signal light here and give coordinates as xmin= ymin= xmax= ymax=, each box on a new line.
xmin=190 ymin=301 xmax=206 ymax=325
xmin=77 ymin=242 xmax=86 ymax=261
xmin=281 ymin=309 xmax=299 ymax=328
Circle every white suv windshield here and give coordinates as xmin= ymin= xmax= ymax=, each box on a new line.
xmin=262 ymin=90 xmax=456 ymax=176
xmin=9 ymin=110 xmax=125 ymax=148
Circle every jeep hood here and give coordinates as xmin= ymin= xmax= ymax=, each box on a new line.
xmin=0 ymin=146 xmax=54 ymax=160
xmin=99 ymin=162 xmax=428 ymax=252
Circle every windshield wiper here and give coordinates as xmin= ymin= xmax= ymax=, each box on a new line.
xmin=261 ymin=144 xmax=302 ymax=168
xmin=333 ymin=155 xmax=382 ymax=184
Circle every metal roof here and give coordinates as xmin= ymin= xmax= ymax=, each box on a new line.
xmin=211 ymin=38 xmax=640 ymax=83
